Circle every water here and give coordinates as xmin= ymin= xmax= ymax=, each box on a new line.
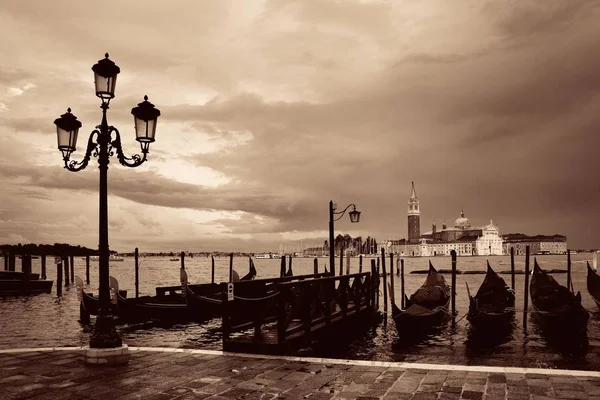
xmin=1 ymin=254 xmax=599 ymax=370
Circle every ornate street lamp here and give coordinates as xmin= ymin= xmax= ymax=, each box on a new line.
xmin=329 ymin=201 xmax=361 ymax=275
xmin=54 ymin=53 xmax=161 ymax=350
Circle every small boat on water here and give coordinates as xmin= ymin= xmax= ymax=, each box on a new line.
xmin=530 ymin=259 xmax=589 ymax=334
xmin=467 ymin=261 xmax=515 ymax=328
xmin=586 ymin=262 xmax=600 ymax=310
xmin=0 ymin=271 xmax=54 ymax=296
xmin=170 ymin=258 xmax=180 ymax=261
xmin=255 ymin=253 xmax=274 ymax=259
xmin=390 ymin=261 xmax=451 ymax=334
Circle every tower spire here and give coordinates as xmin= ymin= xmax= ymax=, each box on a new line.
xmin=407 ymin=182 xmax=420 ymax=243
xmin=410 ymin=181 xmax=417 ymax=199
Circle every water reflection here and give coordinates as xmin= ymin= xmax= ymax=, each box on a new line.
xmin=464 ymin=319 xmax=516 ymax=361
xmin=530 ymin=319 xmax=589 ymax=358
xmin=2 ymin=254 xmax=600 ymax=370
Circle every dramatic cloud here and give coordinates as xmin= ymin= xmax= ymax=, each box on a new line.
xmin=1 ymin=0 xmax=599 ymax=252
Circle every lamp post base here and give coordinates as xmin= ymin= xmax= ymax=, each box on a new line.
xmin=89 ymin=313 xmax=123 ymax=349
xmin=83 ymin=344 xmax=130 ymax=365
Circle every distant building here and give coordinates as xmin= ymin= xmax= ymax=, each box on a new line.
xmin=502 ymin=234 xmax=567 ymax=255
xmin=394 ymin=183 xmax=504 ymax=256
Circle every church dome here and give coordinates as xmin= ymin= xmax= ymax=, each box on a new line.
xmin=454 ymin=211 xmax=471 ymax=229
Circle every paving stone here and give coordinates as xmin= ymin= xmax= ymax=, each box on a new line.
xmin=438 ymin=394 xmax=461 ymax=400
xmin=554 ymin=390 xmax=589 ymax=399
xmin=462 ymin=391 xmax=484 ymax=400
xmin=487 ymin=374 xmax=507 ymax=384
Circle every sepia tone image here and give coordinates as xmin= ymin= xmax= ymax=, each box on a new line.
xmin=1 ymin=1 xmax=600 ymax=399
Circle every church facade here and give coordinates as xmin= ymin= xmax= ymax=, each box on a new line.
xmin=395 ymin=183 xmax=504 ymax=257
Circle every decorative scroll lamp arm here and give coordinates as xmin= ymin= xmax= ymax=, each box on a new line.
xmin=109 ymin=126 xmax=147 ymax=168
xmin=333 ymin=203 xmax=357 ymax=222
xmin=63 ymin=130 xmax=100 ymax=172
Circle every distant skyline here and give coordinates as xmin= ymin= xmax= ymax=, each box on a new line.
xmin=1 ymin=1 xmax=600 ymax=253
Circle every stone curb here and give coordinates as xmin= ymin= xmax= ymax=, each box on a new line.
xmin=0 ymin=346 xmax=599 ymax=378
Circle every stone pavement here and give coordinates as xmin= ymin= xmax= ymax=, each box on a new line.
xmin=1 ymin=348 xmax=600 ymax=400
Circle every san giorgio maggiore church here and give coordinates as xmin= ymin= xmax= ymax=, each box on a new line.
xmin=390 ymin=182 xmax=504 ymax=257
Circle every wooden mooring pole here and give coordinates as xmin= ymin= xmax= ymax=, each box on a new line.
xmin=134 ymin=248 xmax=139 ymax=298
xmin=56 ymin=259 xmax=63 ymax=296
xmin=288 ymin=254 xmax=293 ymax=276
xmin=567 ymin=249 xmax=572 ymax=292
xmin=229 ymin=253 xmax=234 ymax=282
xmin=370 ymin=259 xmax=378 ymax=309
xmin=400 ymin=258 xmax=405 ymax=309
xmin=389 ymin=252 xmax=395 ymax=308
xmin=211 ymin=256 xmax=215 ymax=284
xmin=9 ymin=253 xmax=16 ymax=271
xmin=381 ymin=248 xmax=388 ymax=316
xmin=23 ymin=254 xmax=31 ymax=294
xmin=510 ymin=247 xmax=515 ymax=291
xmin=63 ymin=255 xmax=70 ymax=286
xmin=451 ymin=250 xmax=457 ymax=318
xmin=523 ymin=246 xmax=530 ymax=330
xmin=359 ymin=254 xmax=363 ymax=273
xmin=69 ymin=255 xmax=74 ymax=283
xmin=313 ymin=257 xmax=318 ymax=274
xmin=41 ymin=255 xmax=47 ymax=280
xmin=85 ymin=255 xmax=90 ymax=285
xmin=280 ymin=255 xmax=286 ymax=278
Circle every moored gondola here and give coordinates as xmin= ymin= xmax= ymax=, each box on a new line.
xmin=390 ymin=261 xmax=451 ymax=334
xmin=184 ymin=260 xmax=258 ymax=318
xmin=587 ymin=262 xmax=600 ymax=310
xmin=75 ymin=276 xmax=126 ymax=316
xmin=530 ymin=259 xmax=589 ymax=334
xmin=467 ymin=261 xmax=515 ymax=328
xmin=112 ymin=276 xmax=190 ymax=322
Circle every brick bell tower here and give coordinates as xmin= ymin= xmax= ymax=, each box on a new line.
xmin=407 ymin=181 xmax=421 ymax=244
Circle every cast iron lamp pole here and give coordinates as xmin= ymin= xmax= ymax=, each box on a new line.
xmin=53 ymin=53 xmax=161 ymax=348
xmin=329 ymin=201 xmax=361 ymax=275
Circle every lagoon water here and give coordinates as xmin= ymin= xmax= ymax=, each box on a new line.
xmin=1 ymin=253 xmax=599 ymax=370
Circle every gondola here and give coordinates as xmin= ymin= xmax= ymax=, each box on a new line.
xmin=75 ymin=276 xmax=126 ymax=315
xmin=586 ymin=262 xmax=600 ymax=310
xmin=390 ymin=261 xmax=451 ymax=334
xmin=467 ymin=261 xmax=515 ymax=328
xmin=530 ymin=259 xmax=589 ymax=334
xmin=184 ymin=260 xmax=258 ymax=318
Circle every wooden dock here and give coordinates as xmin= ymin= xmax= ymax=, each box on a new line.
xmin=222 ymin=270 xmax=378 ymax=355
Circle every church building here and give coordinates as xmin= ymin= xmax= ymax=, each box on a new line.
xmin=397 ymin=182 xmax=504 ymax=257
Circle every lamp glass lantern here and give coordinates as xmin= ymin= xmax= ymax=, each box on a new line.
xmin=349 ymin=207 xmax=361 ymax=223
xmin=54 ymin=108 xmax=82 ymax=159
xmin=131 ymin=95 xmax=161 ymax=151
xmin=92 ymin=53 xmax=120 ymax=101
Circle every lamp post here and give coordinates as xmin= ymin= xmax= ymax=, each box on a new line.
xmin=53 ymin=53 xmax=161 ymax=348
xmin=329 ymin=201 xmax=360 ymax=275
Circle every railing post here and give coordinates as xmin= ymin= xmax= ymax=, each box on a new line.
xmin=221 ymin=282 xmax=230 ymax=345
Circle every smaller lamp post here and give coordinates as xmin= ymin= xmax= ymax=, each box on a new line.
xmin=329 ymin=201 xmax=361 ymax=274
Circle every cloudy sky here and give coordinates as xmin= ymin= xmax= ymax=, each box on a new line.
xmin=0 ymin=0 xmax=599 ymax=252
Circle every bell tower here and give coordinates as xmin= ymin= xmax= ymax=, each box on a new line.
xmin=407 ymin=181 xmax=420 ymax=244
